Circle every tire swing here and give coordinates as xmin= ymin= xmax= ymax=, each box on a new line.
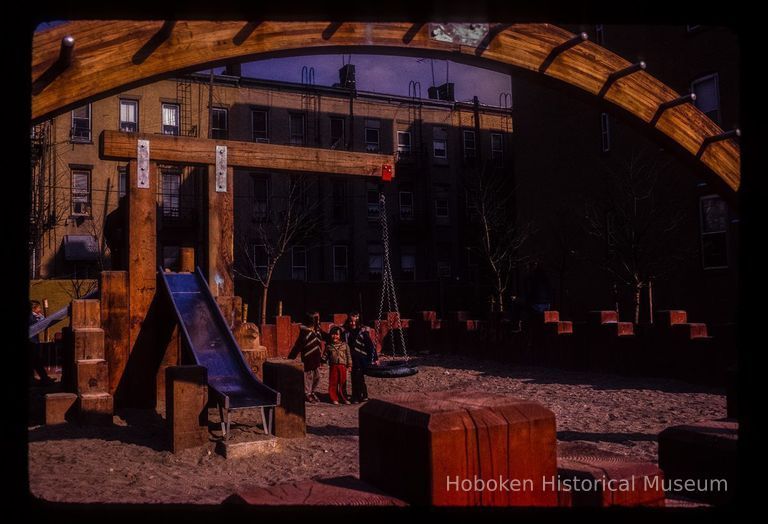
xmin=365 ymin=192 xmax=418 ymax=379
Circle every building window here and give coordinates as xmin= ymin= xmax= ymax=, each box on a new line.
xmin=71 ymin=169 xmax=91 ymax=216
xmin=465 ymin=189 xmax=479 ymax=217
xmin=437 ymin=243 xmax=452 ymax=279
xmin=289 ymin=175 xmax=308 ymax=208
xmin=463 ymin=130 xmax=476 ymax=161
xmin=399 ymin=191 xmax=414 ymax=220
xmin=71 ymin=104 xmax=91 ymax=142
xmin=252 ymin=110 xmax=269 ymax=142
xmin=692 ymin=73 xmax=720 ymax=124
xmin=252 ymin=244 xmax=268 ymax=279
xmin=330 ymin=117 xmax=345 ymax=149
xmin=466 ymin=246 xmax=479 ymax=282
xmin=367 ymin=188 xmax=380 ymax=221
xmin=365 ymin=119 xmax=380 ymax=152
xmin=289 ymin=113 xmax=305 ymax=145
xmin=210 ymin=107 xmax=228 ymax=140
xmin=252 ymin=176 xmax=269 ymax=221
xmin=491 ymin=133 xmax=504 ymax=164
xmin=401 ymin=247 xmax=416 ymax=280
xmin=119 ymin=100 xmax=138 ymax=133
xmin=333 ymin=245 xmax=348 ymax=281
xmin=595 ymin=24 xmax=605 ymax=45
xmin=162 ymin=245 xmax=180 ymax=271
xmin=435 ymin=198 xmax=449 ymax=220
xmin=332 ymin=180 xmax=347 ymax=222
xmin=433 ymin=127 xmax=448 ymax=159
xmin=162 ymin=103 xmax=180 ymax=136
xmin=292 ymin=246 xmax=307 ymax=281
xmin=118 ymin=166 xmax=127 ymax=197
xmin=700 ymin=195 xmax=728 ymax=269
xmin=161 ymin=170 xmax=181 ymax=218
xmin=397 ymin=131 xmax=412 ymax=159
xmin=368 ymin=244 xmax=383 ymax=280
xmin=600 ymin=113 xmax=611 ymax=153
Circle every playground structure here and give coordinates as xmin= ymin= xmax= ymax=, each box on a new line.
xmin=30 ymin=20 xmax=739 ymax=505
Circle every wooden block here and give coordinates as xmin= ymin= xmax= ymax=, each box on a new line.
xmin=262 ymin=359 xmax=305 ymax=438
xmin=165 ymin=366 xmax=209 ymax=453
xmin=179 ymin=247 xmax=195 ymax=272
xmin=275 ymin=316 xmax=293 ymax=358
xmin=588 ymin=310 xmax=618 ymax=324
xmin=260 ymin=324 xmax=277 ymax=357
xmin=543 ymin=310 xmax=560 ymax=323
xmin=416 ymin=311 xmax=437 ymax=322
xmin=333 ymin=313 xmax=348 ymax=326
xmin=73 ymin=328 xmax=105 ymax=360
xmin=78 ymin=393 xmax=113 ymax=425
xmin=44 ymin=392 xmax=77 ymax=425
xmin=75 ymin=359 xmax=109 ymax=394
xmin=359 ymin=392 xmax=558 ymax=506
xmin=71 ymin=299 xmax=101 ymax=328
xmin=655 ymin=310 xmax=687 ymax=326
xmin=242 ymin=347 xmax=269 ymax=380
xmin=225 ymin=476 xmax=407 ymax=506
xmin=100 ymin=271 xmax=129 ymax=398
xmin=207 ymin=165 xmax=234 ymax=297
xmin=557 ymin=448 xmax=665 ymax=507
xmin=658 ymin=419 xmax=737 ymax=505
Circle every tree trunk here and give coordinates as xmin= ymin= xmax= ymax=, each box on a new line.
xmin=260 ymin=285 xmax=269 ymax=326
xmin=495 ymin=273 xmax=504 ymax=313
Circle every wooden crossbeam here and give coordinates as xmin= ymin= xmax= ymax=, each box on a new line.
xmin=100 ymin=131 xmax=394 ymax=178
xmin=33 ymin=21 xmax=739 ymax=191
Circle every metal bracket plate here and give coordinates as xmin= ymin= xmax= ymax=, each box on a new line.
xmin=137 ymin=139 xmax=150 ymax=188
xmin=215 ymin=145 xmax=227 ymax=192
xmin=429 ymin=23 xmax=489 ymax=46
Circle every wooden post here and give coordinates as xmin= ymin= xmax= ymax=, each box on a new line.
xmin=166 ymin=365 xmax=209 ymax=452
xmin=100 ymin=271 xmax=129 ymax=398
xmin=126 ymin=158 xmax=158 ymax=407
xmin=179 ymin=247 xmax=195 ymax=272
xmin=263 ymin=359 xmax=306 ymax=438
xmin=207 ymin=164 xmax=233 ymax=297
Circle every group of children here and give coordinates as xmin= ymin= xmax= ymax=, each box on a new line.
xmin=287 ymin=311 xmax=378 ymax=405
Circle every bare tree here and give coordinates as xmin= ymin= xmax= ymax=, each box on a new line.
xmin=583 ymin=148 xmax=694 ymax=324
xmin=466 ymin=162 xmax=532 ymax=313
xmin=234 ymin=175 xmax=323 ymax=324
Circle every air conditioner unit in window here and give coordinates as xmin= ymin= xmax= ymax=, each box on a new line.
xmin=72 ymin=202 xmax=88 ymax=215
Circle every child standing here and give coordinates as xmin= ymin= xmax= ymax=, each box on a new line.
xmin=287 ymin=312 xmax=326 ymax=403
xmin=325 ymin=326 xmax=351 ymax=405
xmin=343 ymin=312 xmax=378 ymax=403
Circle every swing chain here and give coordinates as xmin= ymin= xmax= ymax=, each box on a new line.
xmin=377 ymin=192 xmax=408 ymax=359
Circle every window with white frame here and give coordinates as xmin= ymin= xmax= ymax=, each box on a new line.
xmin=252 ymin=109 xmax=269 ymax=142
xmin=252 ymin=176 xmax=269 ymax=221
xmin=367 ymin=188 xmax=380 ymax=221
xmin=465 ymin=189 xmax=479 ymax=217
xmin=161 ymin=103 xmax=180 ymax=136
xmin=600 ymin=113 xmax=611 ymax=153
xmin=399 ymin=191 xmax=414 ymax=220
xmin=365 ymin=119 xmax=380 ymax=152
xmin=368 ymin=244 xmax=383 ymax=280
xmin=119 ymin=99 xmax=138 ymax=133
xmin=161 ymin=169 xmax=181 ymax=218
xmin=330 ymin=117 xmax=345 ymax=149
xmin=692 ymin=73 xmax=720 ymax=124
xmin=118 ymin=166 xmax=127 ymax=197
xmin=289 ymin=113 xmax=305 ymax=145
xmin=437 ymin=243 xmax=451 ymax=278
xmin=397 ymin=131 xmax=412 ymax=158
xmin=71 ymin=169 xmax=91 ymax=216
xmin=400 ymin=247 xmax=416 ymax=280
xmin=700 ymin=195 xmax=728 ymax=269
xmin=333 ymin=245 xmax=348 ymax=281
xmin=491 ymin=133 xmax=504 ymax=164
xmin=210 ymin=107 xmax=228 ymax=139
xmin=292 ymin=246 xmax=307 ymax=280
xmin=463 ymin=130 xmax=476 ymax=161
xmin=432 ymin=126 xmax=448 ymax=159
xmin=71 ymin=104 xmax=91 ymax=142
xmin=252 ymin=244 xmax=268 ymax=279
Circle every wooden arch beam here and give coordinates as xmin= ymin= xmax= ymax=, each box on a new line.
xmin=32 ymin=21 xmax=740 ymax=191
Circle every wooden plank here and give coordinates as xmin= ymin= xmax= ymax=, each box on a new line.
xmin=207 ymin=165 xmax=234 ymax=297
xmin=128 ymin=159 xmax=157 ymax=404
xmin=179 ymin=247 xmax=195 ymax=272
xmin=33 ymin=21 xmax=738 ymax=191
xmin=100 ymin=271 xmax=129 ymax=397
xmin=102 ymin=131 xmax=393 ymax=179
